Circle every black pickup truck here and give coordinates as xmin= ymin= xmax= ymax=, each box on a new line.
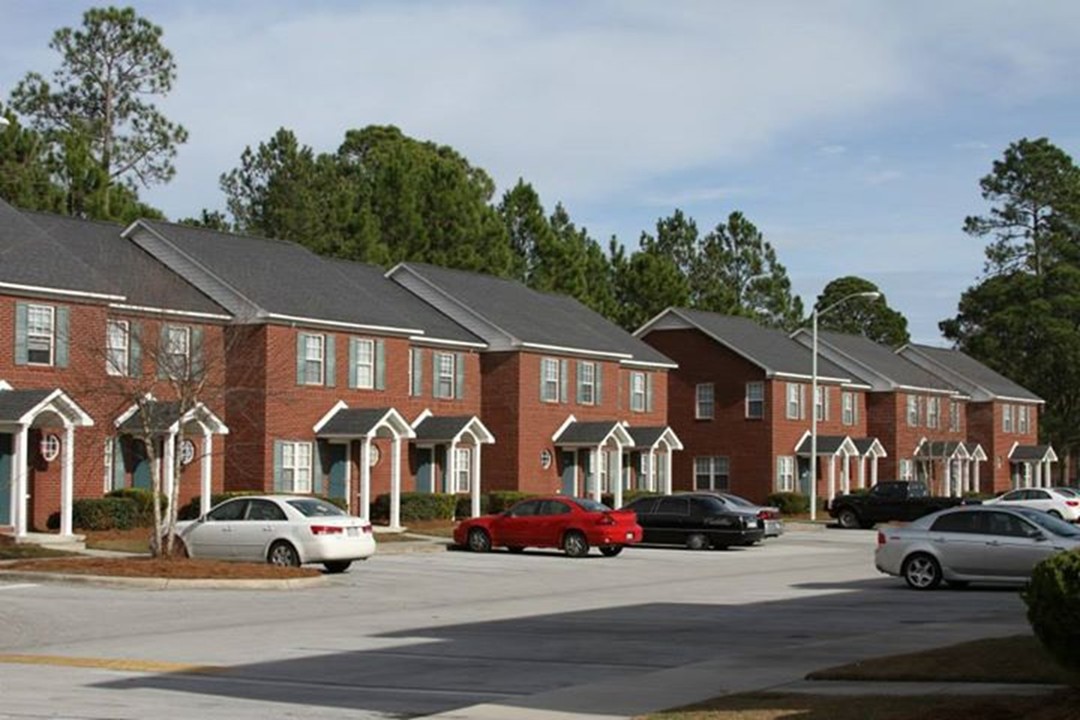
xmin=827 ymin=481 xmax=967 ymax=529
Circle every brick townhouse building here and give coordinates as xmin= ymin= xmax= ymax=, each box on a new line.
xmin=899 ymin=343 xmax=1048 ymax=492
xmin=0 ymin=201 xmax=229 ymax=539
xmin=636 ymin=308 xmax=885 ymax=505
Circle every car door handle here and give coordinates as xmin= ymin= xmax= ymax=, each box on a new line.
xmin=931 ymin=536 xmax=946 ymax=543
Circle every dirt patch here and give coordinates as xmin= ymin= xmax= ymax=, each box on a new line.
xmin=82 ymin=527 xmax=154 ymax=553
xmin=2 ymin=556 xmax=319 ymax=579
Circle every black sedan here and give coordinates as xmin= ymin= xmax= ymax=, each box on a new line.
xmin=625 ymin=494 xmax=764 ymax=549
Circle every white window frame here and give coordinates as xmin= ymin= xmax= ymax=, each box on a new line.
xmin=814 ymin=386 xmax=828 ymax=422
xmin=899 ymin=458 xmax=914 ymax=481
xmin=776 ymin=455 xmax=795 ymax=492
xmin=106 ymin=319 xmax=130 ymax=376
xmin=26 ymin=304 xmax=55 ymax=366
xmin=541 ymin=357 xmax=560 ymax=403
xmin=785 ymin=382 xmax=803 ymax=420
xmin=1018 ymin=405 xmax=1030 ymax=434
xmin=303 ymin=333 xmax=325 ymax=385
xmin=906 ymin=394 xmax=919 ymax=427
xmin=435 ymin=352 xmax=456 ymax=399
xmin=696 ymin=383 xmax=715 ymax=419
xmin=842 ymin=391 xmax=856 ymax=426
xmin=630 ymin=372 xmax=646 ymax=412
xmin=950 ymin=401 xmax=961 ymax=432
xmin=282 ymin=441 xmax=313 ymax=494
xmin=579 ymin=361 xmax=596 ymax=405
xmin=927 ymin=396 xmax=940 ymax=429
xmin=164 ymin=325 xmax=191 ymax=379
xmin=1003 ymin=404 xmax=1013 ymax=433
xmin=694 ymin=456 xmax=729 ymax=491
xmin=745 ymin=381 xmax=764 ymax=419
xmin=355 ymin=338 xmax=375 ymax=389
xmin=454 ymin=447 xmax=471 ymax=493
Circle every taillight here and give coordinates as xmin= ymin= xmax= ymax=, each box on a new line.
xmin=1067 ymin=501 xmax=1079 ymax=507
xmin=597 ymin=513 xmax=616 ymax=526
xmin=310 ymin=525 xmax=344 ymax=535
xmin=877 ymin=531 xmax=886 ymax=547
xmin=361 ymin=524 xmax=373 ymax=534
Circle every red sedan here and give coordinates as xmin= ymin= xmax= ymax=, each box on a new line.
xmin=454 ymin=496 xmax=642 ymax=557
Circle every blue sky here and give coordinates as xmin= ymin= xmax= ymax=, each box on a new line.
xmin=3 ymin=1 xmax=1079 ymax=344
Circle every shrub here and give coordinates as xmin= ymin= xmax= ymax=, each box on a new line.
xmin=1023 ymin=549 xmax=1080 ymax=674
xmin=602 ymin=489 xmax=660 ymax=508
xmin=72 ymin=497 xmax=137 ymax=531
xmin=487 ymin=491 xmax=534 ymax=513
xmin=766 ymin=492 xmax=810 ymax=515
xmin=372 ymin=492 xmax=458 ymax=522
xmin=454 ymin=494 xmax=490 ymax=518
xmin=962 ymin=492 xmax=994 ymax=502
xmin=107 ymin=488 xmax=162 ymax=526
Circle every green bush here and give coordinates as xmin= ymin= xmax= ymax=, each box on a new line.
xmin=106 ymin=488 xmax=163 ymax=526
xmin=486 ymin=491 xmax=535 ymax=513
xmin=765 ymin=492 xmax=810 ymax=515
xmin=372 ymin=492 xmax=458 ymax=521
xmin=454 ymin=494 xmax=490 ymax=518
xmin=602 ymin=489 xmax=661 ymax=508
xmin=72 ymin=497 xmax=137 ymax=531
xmin=1023 ymin=550 xmax=1080 ymax=674
xmin=963 ymin=491 xmax=994 ymax=501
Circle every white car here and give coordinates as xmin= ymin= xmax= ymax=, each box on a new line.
xmin=875 ymin=505 xmax=1080 ymax=590
xmin=173 ymin=495 xmax=376 ymax=573
xmin=982 ymin=488 xmax=1080 ymax=522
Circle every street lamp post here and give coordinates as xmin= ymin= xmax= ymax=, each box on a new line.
xmin=809 ymin=291 xmax=881 ymax=520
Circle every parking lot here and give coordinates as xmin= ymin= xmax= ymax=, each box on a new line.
xmin=0 ymin=528 xmax=1029 ymax=720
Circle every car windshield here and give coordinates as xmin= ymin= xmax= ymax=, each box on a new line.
xmin=571 ymin=498 xmax=611 ymax=513
xmin=1016 ymin=508 xmax=1080 ymax=537
xmin=287 ymin=498 xmax=346 ymax=517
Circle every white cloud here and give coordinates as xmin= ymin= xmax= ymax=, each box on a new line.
xmin=818 ymin=144 xmax=848 ymax=156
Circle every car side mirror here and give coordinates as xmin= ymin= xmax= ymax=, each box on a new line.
xmin=1029 ymin=530 xmax=1047 ymax=542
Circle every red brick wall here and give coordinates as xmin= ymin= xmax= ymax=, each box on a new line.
xmin=967 ymin=401 xmax=1040 ymax=493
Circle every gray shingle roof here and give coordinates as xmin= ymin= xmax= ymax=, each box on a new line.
xmin=413 ymin=416 xmax=475 ymax=442
xmin=553 ymin=421 xmax=624 ymax=445
xmin=902 ymin=343 xmax=1041 ymax=402
xmin=627 ymin=426 xmax=666 ymax=449
xmin=795 ymin=435 xmax=849 ymax=455
xmin=317 ymin=408 xmax=395 ymax=436
xmin=915 ymin=441 xmax=966 ymax=459
xmin=24 ymin=212 xmax=226 ymax=315
xmin=657 ymin=309 xmax=852 ymax=380
xmin=0 ymin=199 xmax=116 ymax=297
xmin=140 ymin=221 xmax=423 ymax=333
xmin=393 ymin=263 xmax=674 ymax=366
xmin=0 ymin=389 xmax=52 ymax=421
xmin=118 ymin=401 xmax=183 ymax=433
xmin=1010 ymin=445 xmax=1055 ymax=462
xmin=805 ymin=330 xmax=956 ymax=392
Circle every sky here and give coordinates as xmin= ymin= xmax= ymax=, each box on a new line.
xmin=2 ymin=1 xmax=1079 ymax=345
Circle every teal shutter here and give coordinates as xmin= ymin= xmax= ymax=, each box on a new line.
xmin=455 ymin=352 xmax=465 ymax=400
xmin=296 ymin=333 xmax=306 ymax=385
xmin=325 ymin=334 xmax=336 ymax=387
xmin=272 ymin=441 xmax=285 ymax=492
xmin=411 ymin=348 xmax=424 ymax=396
xmin=55 ymin=306 xmax=69 ymax=367
xmin=14 ymin=302 xmax=28 ymax=365
xmin=112 ymin=436 xmax=126 ymax=491
xmin=129 ymin=322 xmax=143 ymax=377
xmin=576 ymin=361 xmax=585 ymax=403
xmin=645 ymin=373 xmax=654 ymax=412
xmin=348 ymin=338 xmax=358 ymax=388
xmin=191 ymin=326 xmax=204 ymax=378
xmin=375 ymin=340 xmax=386 ymax=390
xmin=559 ymin=359 xmax=568 ymax=403
xmin=157 ymin=324 xmax=171 ymax=379
xmin=595 ymin=364 xmax=603 ymax=406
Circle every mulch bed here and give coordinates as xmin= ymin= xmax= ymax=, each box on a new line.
xmin=2 ymin=556 xmax=319 ymax=579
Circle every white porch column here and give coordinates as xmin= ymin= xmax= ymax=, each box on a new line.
xmin=470 ymin=444 xmax=481 ymax=518
xmin=613 ymin=446 xmax=624 ymax=508
xmin=944 ymin=459 xmax=954 ymax=497
xmin=360 ymin=439 xmax=372 ymax=524
xmin=447 ymin=440 xmax=457 ymax=494
xmin=827 ymin=456 xmax=836 ymax=502
xmin=1045 ymin=459 xmax=1053 ymax=487
xmin=390 ymin=435 xmax=402 ymax=530
xmin=663 ymin=452 xmax=673 ymax=495
xmin=960 ymin=461 xmax=969 ymax=494
xmin=648 ymin=449 xmax=657 ymax=492
xmin=591 ymin=447 xmax=602 ymax=501
xmin=14 ymin=424 xmax=28 ymax=537
xmin=871 ymin=457 xmax=879 ymax=487
xmin=163 ymin=431 xmax=177 ymax=506
xmin=841 ymin=454 xmax=850 ymax=494
xmin=858 ymin=457 xmax=867 ymax=489
xmin=973 ymin=459 xmax=981 ymax=493
xmin=200 ymin=432 xmax=213 ymax=516
xmin=1034 ymin=461 xmax=1043 ymax=489
xmin=60 ymin=423 xmax=74 ymax=537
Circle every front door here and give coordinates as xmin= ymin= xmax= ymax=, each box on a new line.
xmin=0 ymin=433 xmax=11 ymax=525
xmin=561 ymin=451 xmax=576 ymax=496
xmin=131 ymin=439 xmax=153 ymax=490
xmin=327 ymin=444 xmax=348 ymax=501
xmin=416 ymin=448 xmax=434 ymax=493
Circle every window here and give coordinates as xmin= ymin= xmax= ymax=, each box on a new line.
xmin=26 ymin=304 xmax=55 ymax=365
xmin=657 ymin=496 xmax=691 ymax=515
xmin=453 ymin=447 xmax=472 ymax=493
xmin=435 ymin=352 xmax=456 ymax=399
xmin=776 ymin=456 xmax=795 ymax=492
xmin=208 ymin=499 xmax=249 ymax=521
xmin=842 ymin=392 xmax=857 ymax=426
xmin=355 ymin=338 xmax=375 ymax=389
xmin=814 ymin=386 xmax=829 ymax=421
xmin=696 ymin=383 xmax=715 ymax=419
xmin=930 ymin=511 xmax=978 ymax=534
xmin=906 ymin=394 xmax=919 ymax=427
xmin=163 ymin=325 xmax=191 ymax=379
xmin=745 ymin=382 xmax=764 ymax=419
xmin=1018 ymin=405 xmax=1030 ymax=434
xmin=541 ymin=357 xmax=560 ymax=403
xmin=899 ymin=458 xmax=914 ymax=481
xmin=107 ymin=320 xmax=130 ymax=376
xmin=927 ymin=397 xmax=940 ymax=429
xmin=409 ymin=348 xmax=422 ymax=396
xmin=785 ymin=383 xmax=804 ymax=420
xmin=949 ymin=401 xmax=961 ymax=432
xmin=246 ymin=499 xmax=287 ymax=521
xmin=282 ymin=441 xmax=313 ymax=493
xmin=694 ymin=456 xmax=729 ymax=491
xmin=578 ymin=361 xmax=596 ymax=405
xmin=631 ymin=372 xmax=646 ymax=412
xmin=302 ymin=333 xmax=325 ymax=385
xmin=1002 ymin=404 xmax=1013 ymax=433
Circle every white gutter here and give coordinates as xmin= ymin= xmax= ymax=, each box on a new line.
xmin=0 ymin=281 xmax=125 ymax=303
xmin=266 ymin=313 xmax=423 ymax=336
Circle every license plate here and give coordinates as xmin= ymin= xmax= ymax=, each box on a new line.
xmin=347 ymin=527 xmax=359 ymax=537
xmin=747 ymin=519 xmax=758 ymax=527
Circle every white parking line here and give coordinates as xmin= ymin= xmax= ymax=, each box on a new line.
xmin=0 ymin=583 xmax=39 ymax=591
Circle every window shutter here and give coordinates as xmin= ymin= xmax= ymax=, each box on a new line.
xmin=14 ymin=302 xmax=28 ymax=365
xmin=412 ymin=348 xmax=424 ymax=396
xmin=375 ymin=339 xmax=386 ymax=390
xmin=129 ymin=322 xmax=143 ymax=377
xmin=559 ymin=359 xmax=568 ymax=403
xmin=158 ymin=324 xmax=172 ymax=379
xmin=296 ymin=333 xmax=306 ymax=385
xmin=55 ymin=306 xmax=69 ymax=367
xmin=576 ymin=361 xmax=585 ymax=403
xmin=645 ymin=373 xmax=654 ymax=413
xmin=325 ymin=334 xmax=336 ymax=387
xmin=455 ymin=352 xmax=465 ymax=399
xmin=273 ymin=440 xmax=285 ymax=492
xmin=191 ymin=326 xmax=204 ymax=378
xmin=595 ymin=364 xmax=603 ymax=406
xmin=112 ymin=436 xmax=126 ymax=491
xmin=348 ymin=338 xmax=358 ymax=388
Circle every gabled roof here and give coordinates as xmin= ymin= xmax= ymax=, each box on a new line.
xmin=914 ymin=440 xmax=969 ymax=460
xmin=116 ymin=400 xmax=227 ymax=434
xmin=899 ymin=343 xmax=1042 ymax=403
xmin=129 ymin=220 xmax=423 ymax=334
xmin=1010 ymin=444 xmax=1057 ymax=462
xmin=389 ymin=262 xmax=675 ymax=367
xmin=552 ymin=420 xmax=634 ymax=447
xmin=794 ymin=434 xmax=858 ymax=456
xmin=0 ymin=389 xmax=53 ymax=421
xmin=0 ymin=199 xmax=121 ymax=300
xmin=0 ymin=387 xmax=93 ymax=426
xmin=793 ymin=329 xmax=956 ymax=394
xmin=313 ymin=405 xmax=415 ymax=439
xmin=412 ymin=415 xmax=494 ymax=444
xmin=24 ymin=212 xmax=226 ymax=317
xmin=636 ymin=308 xmax=851 ymax=381
xmin=626 ymin=426 xmax=684 ymax=451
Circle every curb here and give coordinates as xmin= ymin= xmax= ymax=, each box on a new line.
xmin=0 ymin=569 xmax=327 ymax=590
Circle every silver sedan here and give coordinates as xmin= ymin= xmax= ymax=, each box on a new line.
xmin=875 ymin=505 xmax=1080 ymax=590
xmin=173 ymin=495 xmax=376 ymax=573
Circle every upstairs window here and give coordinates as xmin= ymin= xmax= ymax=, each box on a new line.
xmin=27 ymin=304 xmax=55 ymax=365
xmin=355 ymin=338 xmax=374 ymax=389
xmin=541 ymin=357 xmax=561 ymax=403
xmin=1018 ymin=405 xmax=1030 ymax=433
xmin=697 ymin=383 xmax=715 ymax=419
xmin=302 ymin=333 xmax=324 ymax=385
xmin=348 ymin=337 xmax=384 ymax=390
xmin=906 ymin=394 xmax=919 ymax=427
xmin=164 ymin=325 xmax=190 ymax=379
xmin=950 ymin=401 xmax=961 ymax=432
xmin=745 ymin=382 xmax=763 ymax=419
xmin=842 ymin=391 xmax=857 ymax=426
xmin=814 ymin=386 xmax=829 ymax=422
xmin=577 ymin=361 xmax=597 ymax=405
xmin=927 ymin=397 xmax=941 ymax=429
xmin=785 ymin=383 xmax=804 ymax=420
xmin=435 ymin=352 xmax=456 ymax=399
xmin=107 ymin=320 xmax=130 ymax=376
xmin=631 ymin=372 xmax=646 ymax=412
xmin=1003 ymin=404 xmax=1014 ymax=433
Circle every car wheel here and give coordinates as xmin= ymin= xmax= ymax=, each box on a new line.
xmin=562 ymin=531 xmax=589 ymax=558
xmin=686 ymin=533 xmax=709 ymax=551
xmin=323 ymin=560 xmax=352 ymax=573
xmin=268 ymin=541 xmax=301 ymax=568
xmin=467 ymin=528 xmax=492 ymax=553
xmin=837 ymin=508 xmax=861 ymax=529
xmin=599 ymin=545 xmax=623 ymax=557
xmin=902 ymin=553 xmax=942 ymax=590
xmin=1048 ymin=510 xmax=1063 ymax=519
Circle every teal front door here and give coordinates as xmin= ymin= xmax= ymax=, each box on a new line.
xmin=327 ymin=444 xmax=348 ymax=500
xmin=561 ymin=451 xmax=576 ymax=496
xmin=0 ymin=433 xmax=12 ymax=525
xmin=132 ymin=440 xmax=152 ymax=490
xmin=416 ymin=448 xmax=434 ymax=493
